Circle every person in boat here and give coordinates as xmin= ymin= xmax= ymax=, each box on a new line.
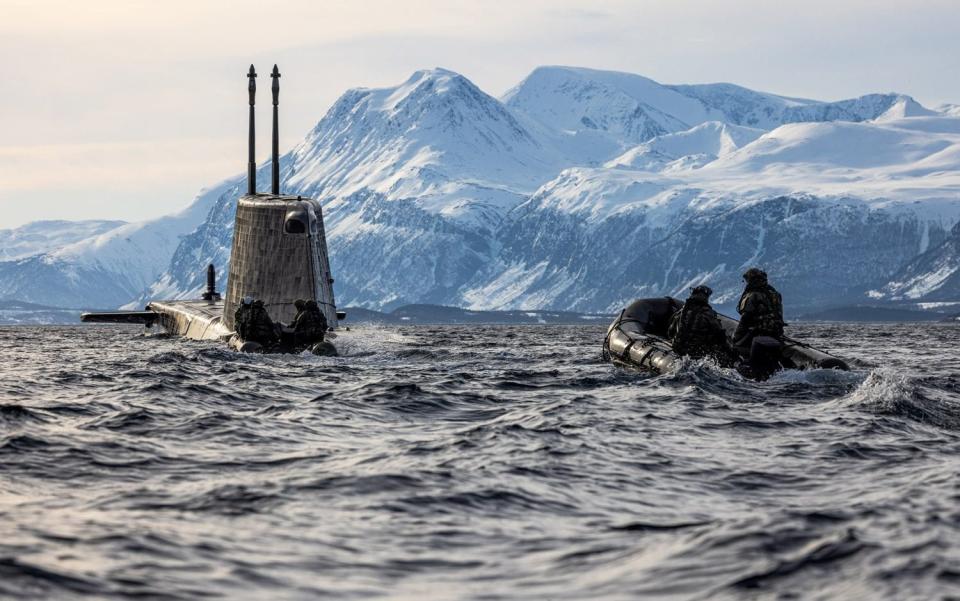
xmin=733 ymin=267 xmax=785 ymax=356
xmin=291 ymin=299 xmax=328 ymax=347
xmin=234 ymin=297 xmax=279 ymax=347
xmin=667 ymin=285 xmax=736 ymax=366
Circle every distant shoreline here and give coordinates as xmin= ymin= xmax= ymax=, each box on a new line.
xmin=2 ymin=300 xmax=958 ymax=326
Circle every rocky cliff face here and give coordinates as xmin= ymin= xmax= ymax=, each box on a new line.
xmin=476 ymin=193 xmax=947 ymax=313
xmin=871 ymin=220 xmax=960 ymax=304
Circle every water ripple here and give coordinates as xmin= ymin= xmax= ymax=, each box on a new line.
xmin=0 ymin=322 xmax=958 ymax=599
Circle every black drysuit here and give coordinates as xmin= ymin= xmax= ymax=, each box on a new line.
xmin=733 ymin=282 xmax=784 ymax=350
xmin=235 ymin=300 xmax=279 ymax=347
xmin=291 ymin=300 xmax=328 ymax=347
xmin=668 ymin=296 xmax=734 ymax=365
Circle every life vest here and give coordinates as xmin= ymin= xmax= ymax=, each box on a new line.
xmin=234 ymin=300 xmax=278 ymax=345
xmin=669 ymin=298 xmax=728 ymax=358
xmin=736 ymin=284 xmax=785 ymax=340
xmin=292 ymin=301 xmax=328 ymax=345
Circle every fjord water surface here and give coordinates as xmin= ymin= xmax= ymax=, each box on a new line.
xmin=1 ymin=323 xmax=959 ymax=600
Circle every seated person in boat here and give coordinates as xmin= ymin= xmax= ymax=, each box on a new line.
xmin=291 ymin=299 xmax=328 ymax=346
xmin=234 ymin=297 xmax=279 ymax=347
xmin=668 ymin=285 xmax=735 ymax=365
xmin=733 ymin=268 xmax=785 ymax=355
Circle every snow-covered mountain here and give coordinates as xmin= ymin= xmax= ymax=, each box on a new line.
xmin=604 ymin=121 xmax=765 ymax=171
xmin=4 ymin=66 xmax=959 ymax=314
xmin=0 ymin=220 xmax=125 ymax=262
xmin=0 ymin=178 xmax=237 ymax=308
xmin=465 ymin=112 xmax=960 ymax=312
xmin=938 ymin=104 xmax=960 ymax=118
xmin=503 ymin=66 xmax=921 ymax=159
xmin=135 ymin=69 xmax=569 ymax=310
xmin=870 ymin=220 xmax=960 ymax=303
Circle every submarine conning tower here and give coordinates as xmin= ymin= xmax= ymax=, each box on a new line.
xmin=223 ymin=65 xmax=339 ymax=330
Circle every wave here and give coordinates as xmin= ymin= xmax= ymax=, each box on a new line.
xmin=830 ymin=368 xmax=960 ymax=430
xmin=0 ymin=403 xmax=48 ymax=423
xmin=2 ymin=322 xmax=959 ymax=600
xmin=728 ymin=529 xmax=869 ymax=590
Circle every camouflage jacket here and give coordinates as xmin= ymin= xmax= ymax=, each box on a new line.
xmin=734 ymin=284 xmax=784 ymax=343
xmin=668 ymin=298 xmax=729 ymax=358
xmin=292 ymin=303 xmax=328 ymax=344
xmin=235 ymin=301 xmax=279 ymax=345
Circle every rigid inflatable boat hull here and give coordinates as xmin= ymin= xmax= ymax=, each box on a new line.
xmin=603 ymin=297 xmax=849 ymax=376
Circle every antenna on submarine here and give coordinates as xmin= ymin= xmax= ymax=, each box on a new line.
xmin=271 ymin=65 xmax=281 ymax=195
xmin=247 ymin=65 xmax=257 ymax=196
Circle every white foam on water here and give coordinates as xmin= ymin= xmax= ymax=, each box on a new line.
xmin=828 ymin=367 xmax=916 ymax=411
xmin=767 ymin=367 xmax=865 ymax=387
xmin=314 ymin=325 xmax=417 ymax=358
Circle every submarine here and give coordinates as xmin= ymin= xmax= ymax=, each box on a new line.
xmin=602 ymin=297 xmax=850 ymax=378
xmin=82 ymin=65 xmax=344 ymax=354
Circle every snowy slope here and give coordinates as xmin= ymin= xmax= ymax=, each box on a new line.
xmin=504 ymin=66 xmax=919 ymax=156
xmin=502 ymin=66 xmax=722 ymax=161
xmin=518 ymin=116 xmax=960 ymax=224
xmin=871 ymin=220 xmax=960 ymax=302
xmin=605 ymin=122 xmax=765 ymax=171
xmin=285 ymin=68 xmax=563 ymax=224
xmin=940 ymin=104 xmax=960 ymax=117
xmin=0 ymin=177 xmax=238 ymax=308
xmin=706 ymin=117 xmax=960 ymax=173
xmin=672 ymin=83 xmax=923 ymax=129
xmin=0 ymin=220 xmax=125 ymax=261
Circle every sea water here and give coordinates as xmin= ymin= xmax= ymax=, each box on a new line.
xmin=1 ymin=323 xmax=959 ymax=599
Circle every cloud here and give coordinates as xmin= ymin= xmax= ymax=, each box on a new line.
xmin=1 ymin=0 xmax=958 ymax=227
xmin=0 ymin=139 xmax=239 ymax=225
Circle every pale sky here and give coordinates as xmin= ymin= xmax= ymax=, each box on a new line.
xmin=1 ymin=0 xmax=958 ymax=229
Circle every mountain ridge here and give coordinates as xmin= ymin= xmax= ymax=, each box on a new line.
xmin=3 ymin=65 xmax=958 ymax=314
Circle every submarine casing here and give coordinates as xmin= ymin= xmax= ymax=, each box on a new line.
xmin=223 ymin=193 xmax=338 ymax=330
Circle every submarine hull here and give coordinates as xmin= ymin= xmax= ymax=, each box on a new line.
xmin=602 ymin=297 xmax=850 ymax=375
xmin=145 ymin=300 xmax=232 ymax=341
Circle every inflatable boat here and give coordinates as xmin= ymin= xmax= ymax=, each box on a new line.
xmin=602 ymin=297 xmax=849 ymax=377
xmin=227 ymin=332 xmax=338 ymax=356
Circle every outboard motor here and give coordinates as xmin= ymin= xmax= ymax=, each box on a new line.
xmin=739 ymin=336 xmax=783 ymax=381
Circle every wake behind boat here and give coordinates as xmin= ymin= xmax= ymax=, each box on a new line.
xmin=602 ymin=297 xmax=849 ymax=378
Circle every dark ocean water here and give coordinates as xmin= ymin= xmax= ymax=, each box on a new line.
xmin=2 ymin=323 xmax=959 ymax=600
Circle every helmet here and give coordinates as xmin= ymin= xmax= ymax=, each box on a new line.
xmin=742 ymin=268 xmax=767 ymax=283
xmin=241 ymin=296 xmax=253 ymax=305
xmin=690 ymin=285 xmax=713 ymax=298
xmin=294 ymin=299 xmax=306 ymax=311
